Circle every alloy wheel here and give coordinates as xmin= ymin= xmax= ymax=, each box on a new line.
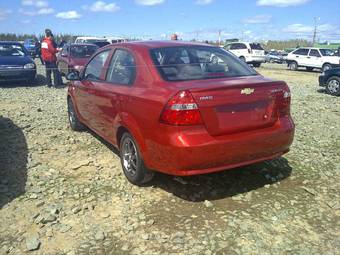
xmin=122 ymin=137 xmax=138 ymax=176
xmin=327 ymin=79 xmax=340 ymax=94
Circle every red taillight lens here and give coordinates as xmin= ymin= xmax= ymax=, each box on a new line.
xmin=160 ymin=90 xmax=203 ymax=125
xmin=277 ymin=89 xmax=291 ymax=116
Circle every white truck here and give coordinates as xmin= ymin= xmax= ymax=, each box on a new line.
xmin=286 ymin=47 xmax=340 ymax=72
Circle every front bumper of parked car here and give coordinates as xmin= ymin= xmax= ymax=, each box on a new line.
xmin=319 ymin=74 xmax=326 ymax=87
xmin=0 ymin=68 xmax=36 ymax=81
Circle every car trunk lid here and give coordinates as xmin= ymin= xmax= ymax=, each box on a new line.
xmin=184 ymin=77 xmax=287 ymax=136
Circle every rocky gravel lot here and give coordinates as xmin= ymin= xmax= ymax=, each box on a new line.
xmin=0 ymin=62 xmax=339 ymax=255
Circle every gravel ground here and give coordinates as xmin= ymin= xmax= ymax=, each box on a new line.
xmin=0 ymin=62 xmax=339 ymax=255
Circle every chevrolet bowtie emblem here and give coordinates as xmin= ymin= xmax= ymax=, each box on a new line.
xmin=241 ymin=88 xmax=255 ymax=95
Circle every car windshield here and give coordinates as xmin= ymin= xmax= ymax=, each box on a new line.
xmin=319 ymin=49 xmax=335 ymax=56
xmin=70 ymin=45 xmax=98 ymax=58
xmin=250 ymin=43 xmax=264 ymax=50
xmin=84 ymin=39 xmax=107 ymax=43
xmin=150 ymin=46 xmax=257 ymax=81
xmin=0 ymin=44 xmax=27 ymax=57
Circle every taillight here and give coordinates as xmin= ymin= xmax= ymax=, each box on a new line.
xmin=277 ymin=88 xmax=291 ymax=116
xmin=160 ymin=90 xmax=203 ymax=125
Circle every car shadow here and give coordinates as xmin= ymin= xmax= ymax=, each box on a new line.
xmin=0 ymin=116 xmax=28 ymax=209
xmin=150 ymin=157 xmax=292 ymax=202
xmin=0 ymin=74 xmax=46 ymax=88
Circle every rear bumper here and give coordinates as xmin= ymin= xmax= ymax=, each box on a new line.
xmin=144 ymin=116 xmax=295 ymax=176
xmin=246 ymin=56 xmax=266 ymax=63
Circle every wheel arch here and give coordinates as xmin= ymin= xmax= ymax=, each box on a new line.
xmin=116 ymin=113 xmax=149 ymax=164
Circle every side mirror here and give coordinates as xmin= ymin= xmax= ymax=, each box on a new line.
xmin=66 ymin=71 xmax=80 ymax=81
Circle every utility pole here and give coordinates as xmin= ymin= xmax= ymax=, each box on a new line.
xmin=312 ymin=17 xmax=320 ymax=46
xmin=218 ymin=29 xmax=221 ymax=46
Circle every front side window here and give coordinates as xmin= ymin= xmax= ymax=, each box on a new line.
xmin=150 ymin=46 xmax=257 ymax=82
xmin=105 ymin=49 xmax=136 ymax=85
xmin=84 ymin=50 xmax=110 ymax=80
xmin=293 ymin=48 xmax=309 ymax=56
xmin=309 ymin=49 xmax=321 ymax=57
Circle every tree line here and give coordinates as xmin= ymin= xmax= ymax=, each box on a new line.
xmin=0 ymin=33 xmax=79 ymax=43
xmin=0 ymin=33 xmax=310 ymax=51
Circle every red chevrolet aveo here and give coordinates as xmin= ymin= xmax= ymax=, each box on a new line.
xmin=67 ymin=41 xmax=295 ymax=185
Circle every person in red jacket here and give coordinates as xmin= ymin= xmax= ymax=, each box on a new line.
xmin=41 ymin=29 xmax=62 ymax=87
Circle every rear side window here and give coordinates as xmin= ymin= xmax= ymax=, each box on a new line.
xmin=150 ymin=46 xmax=257 ymax=82
xmin=293 ymin=48 xmax=309 ymax=56
xmin=84 ymin=50 xmax=110 ymax=80
xmin=105 ymin=49 xmax=136 ymax=85
xmin=309 ymin=49 xmax=321 ymax=57
xmin=250 ymin=43 xmax=264 ymax=50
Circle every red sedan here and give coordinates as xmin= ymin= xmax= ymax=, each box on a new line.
xmin=66 ymin=41 xmax=295 ymax=185
xmin=57 ymin=43 xmax=98 ymax=76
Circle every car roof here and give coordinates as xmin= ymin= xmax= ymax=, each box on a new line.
xmin=67 ymin=43 xmax=98 ymax=46
xmin=100 ymin=40 xmax=213 ymax=50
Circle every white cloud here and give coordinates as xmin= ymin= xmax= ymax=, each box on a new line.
xmin=257 ymin=0 xmax=309 ymax=7
xmin=135 ymin=0 xmax=165 ymax=6
xmin=242 ymin=14 xmax=272 ymax=24
xmin=37 ymin=7 xmax=54 ymax=14
xmin=19 ymin=7 xmax=54 ymax=16
xmin=283 ymin=23 xmax=336 ymax=35
xmin=195 ymin=0 xmax=213 ymax=5
xmin=56 ymin=11 xmax=82 ymax=19
xmin=0 ymin=9 xmax=12 ymax=20
xmin=85 ymin=1 xmax=120 ymax=12
xmin=22 ymin=0 xmax=49 ymax=8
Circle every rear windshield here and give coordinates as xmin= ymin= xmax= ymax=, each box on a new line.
xmin=0 ymin=44 xmax=27 ymax=57
xmin=250 ymin=43 xmax=264 ymax=50
xmin=70 ymin=45 xmax=98 ymax=58
xmin=150 ymin=46 xmax=257 ymax=81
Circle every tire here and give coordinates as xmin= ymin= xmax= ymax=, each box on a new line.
xmin=326 ymin=76 xmax=340 ymax=96
xmin=253 ymin=62 xmax=261 ymax=68
xmin=306 ymin=67 xmax=313 ymax=72
xmin=67 ymin=97 xmax=85 ymax=131
xmin=289 ymin=61 xmax=298 ymax=71
xmin=239 ymin=56 xmax=246 ymax=62
xmin=119 ymin=132 xmax=154 ymax=185
xmin=322 ymin=64 xmax=332 ymax=73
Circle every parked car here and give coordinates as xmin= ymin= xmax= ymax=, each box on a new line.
xmin=286 ymin=47 xmax=340 ymax=72
xmin=0 ymin=41 xmax=36 ymax=83
xmin=265 ymin=51 xmax=284 ymax=63
xmin=23 ymin=39 xmax=37 ymax=58
xmin=224 ymin=42 xmax=266 ymax=67
xmin=66 ymin=41 xmax=295 ymax=185
xmin=57 ymin=43 xmax=99 ymax=76
xmin=319 ymin=67 xmax=340 ymax=96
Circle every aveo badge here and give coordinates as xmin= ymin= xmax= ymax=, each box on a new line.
xmin=241 ymin=88 xmax=255 ymax=95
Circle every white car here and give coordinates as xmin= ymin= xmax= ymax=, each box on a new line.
xmin=286 ymin=48 xmax=340 ymax=72
xmin=224 ymin=42 xmax=265 ymax=67
xmin=74 ymin=36 xmax=127 ymax=44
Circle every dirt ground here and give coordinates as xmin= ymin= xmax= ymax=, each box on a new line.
xmin=0 ymin=62 xmax=339 ymax=255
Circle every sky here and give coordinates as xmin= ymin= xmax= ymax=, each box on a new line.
xmin=0 ymin=0 xmax=339 ymax=42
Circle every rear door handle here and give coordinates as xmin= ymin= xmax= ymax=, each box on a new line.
xmin=307 ymin=57 xmax=311 ymax=59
